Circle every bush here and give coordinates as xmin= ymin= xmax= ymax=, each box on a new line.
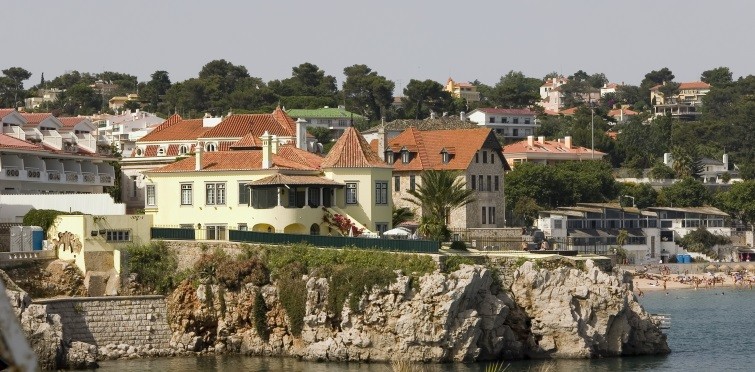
xmin=126 ymin=241 xmax=178 ymax=294
xmin=22 ymin=209 xmax=81 ymax=234
xmin=277 ymin=275 xmax=306 ymax=336
xmin=253 ymin=290 xmax=269 ymax=340
xmin=444 ymin=255 xmax=476 ymax=273
xmin=449 ymin=241 xmax=467 ymax=251
xmin=194 ymin=248 xmax=269 ymax=290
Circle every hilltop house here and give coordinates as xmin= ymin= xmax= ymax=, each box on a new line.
xmin=144 ymin=126 xmax=392 ymax=239
xmin=651 ymin=81 xmax=711 ymax=120
xmin=467 ymin=108 xmax=538 ymax=141
xmin=385 ymin=127 xmax=509 ymax=228
xmin=538 ymin=76 xmax=600 ymax=113
xmin=503 ymin=135 xmax=606 ymax=169
xmin=444 ymin=78 xmax=481 ymax=102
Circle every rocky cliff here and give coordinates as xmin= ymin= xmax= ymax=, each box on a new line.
xmin=167 ymin=259 xmax=669 ymax=362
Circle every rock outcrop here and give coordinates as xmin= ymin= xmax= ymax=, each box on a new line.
xmin=166 ymin=260 xmax=669 ymax=362
xmin=1 ymin=269 xmax=98 ymax=370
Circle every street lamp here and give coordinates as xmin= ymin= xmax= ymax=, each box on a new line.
xmin=589 ymin=100 xmax=596 ymax=160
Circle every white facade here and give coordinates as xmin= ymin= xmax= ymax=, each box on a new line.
xmin=467 ymin=108 xmax=538 ymax=140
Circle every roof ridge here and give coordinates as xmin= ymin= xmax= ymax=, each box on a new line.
xmin=411 ymin=128 xmax=430 ymax=169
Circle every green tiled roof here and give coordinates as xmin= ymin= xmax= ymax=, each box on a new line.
xmin=286 ymin=107 xmax=366 ymax=120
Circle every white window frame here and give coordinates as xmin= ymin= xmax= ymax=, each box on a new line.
xmin=346 ymin=182 xmax=358 ymax=204
xmin=206 ymin=182 xmax=226 ymax=205
xmin=180 ymin=183 xmax=193 ymax=205
xmin=146 ymin=184 xmax=156 ymax=206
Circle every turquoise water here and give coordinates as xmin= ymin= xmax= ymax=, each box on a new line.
xmin=97 ymin=289 xmax=755 ymax=371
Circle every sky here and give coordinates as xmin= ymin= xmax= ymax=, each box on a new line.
xmin=6 ymin=1 xmax=754 ymax=91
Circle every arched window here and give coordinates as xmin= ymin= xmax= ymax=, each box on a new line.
xmin=179 ymin=145 xmax=188 ymax=155
xmin=310 ymin=223 xmax=320 ymax=236
xmin=206 ymin=143 xmax=216 ymax=152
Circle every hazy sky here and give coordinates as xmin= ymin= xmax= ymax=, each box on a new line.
xmin=6 ymin=1 xmax=753 ymax=91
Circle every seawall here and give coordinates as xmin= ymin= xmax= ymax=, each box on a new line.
xmin=34 ymin=295 xmax=172 ymax=349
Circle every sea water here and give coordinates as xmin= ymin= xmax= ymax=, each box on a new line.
xmin=96 ymin=289 xmax=755 ymax=371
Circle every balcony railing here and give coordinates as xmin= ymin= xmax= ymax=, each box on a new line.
xmin=99 ymin=173 xmax=112 ymax=184
xmin=65 ymin=172 xmax=79 ymax=182
xmin=83 ymin=172 xmax=96 ymax=183
xmin=47 ymin=171 xmax=61 ymax=181
xmin=25 ymin=168 xmax=41 ymax=179
xmin=3 ymin=167 xmax=21 ymax=177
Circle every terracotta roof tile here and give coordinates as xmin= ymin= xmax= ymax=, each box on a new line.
xmin=607 ymin=108 xmax=638 ymax=117
xmin=0 ymin=108 xmax=17 ymax=118
xmin=503 ymin=138 xmax=606 ymax=156
xmin=248 ymin=174 xmax=343 ymax=187
xmin=322 ymin=127 xmax=390 ymax=168
xmin=650 ymin=81 xmax=711 ymax=91
xmin=0 ymin=133 xmax=41 ymax=150
xmin=57 ymin=117 xmax=87 ymax=128
xmin=388 ymin=128 xmax=507 ymax=171
xmin=138 ymin=119 xmax=207 ymax=142
xmin=200 ymin=111 xmax=296 ymax=139
xmin=150 ymin=146 xmax=323 ymax=173
xmin=230 ymin=132 xmax=262 ymax=149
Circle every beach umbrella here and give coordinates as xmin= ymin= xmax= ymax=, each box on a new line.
xmin=706 ymin=264 xmax=717 ymax=272
xmin=719 ymin=264 xmax=730 ymax=273
xmin=383 ymin=227 xmax=412 ymax=237
xmin=733 ymin=264 xmax=744 ymax=272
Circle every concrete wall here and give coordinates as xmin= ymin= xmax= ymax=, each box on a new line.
xmin=34 ymin=296 xmax=171 ymax=348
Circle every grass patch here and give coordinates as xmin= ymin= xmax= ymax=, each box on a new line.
xmin=444 ymin=255 xmax=476 ymax=273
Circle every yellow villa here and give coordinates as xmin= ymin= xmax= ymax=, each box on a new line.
xmin=144 ymin=126 xmax=392 ymax=239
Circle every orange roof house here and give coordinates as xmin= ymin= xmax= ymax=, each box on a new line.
xmin=387 ymin=127 xmax=509 ymax=228
xmin=503 ymin=135 xmax=606 ymax=168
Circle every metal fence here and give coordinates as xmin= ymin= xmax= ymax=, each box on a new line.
xmin=150 ymin=227 xmax=439 ymax=253
xmin=449 ymin=228 xmax=610 ymax=254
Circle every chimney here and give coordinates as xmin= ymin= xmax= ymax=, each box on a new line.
xmin=195 ymin=141 xmax=203 ymax=171
xmin=377 ymin=121 xmax=387 ymax=160
xmin=664 ymin=153 xmax=672 ymax=167
xmin=564 ymin=136 xmax=572 ymax=149
xmin=261 ymin=131 xmax=272 ymax=169
xmin=296 ymin=118 xmax=307 ymax=151
xmin=430 ymin=111 xmax=436 ymax=120
xmin=723 ymin=153 xmax=729 ymax=169
xmin=537 ymin=136 xmax=545 ymax=144
xmin=271 ymin=135 xmax=279 ymax=154
xmin=460 ymin=111 xmax=466 ymax=121
xmin=527 ymin=135 xmax=534 ymax=147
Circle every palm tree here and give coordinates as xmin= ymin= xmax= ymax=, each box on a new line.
xmin=403 ymin=170 xmax=475 ymax=240
xmin=392 ymin=206 xmax=416 ymax=227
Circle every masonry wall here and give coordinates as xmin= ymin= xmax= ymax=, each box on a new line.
xmin=34 ymin=295 xmax=171 ymax=348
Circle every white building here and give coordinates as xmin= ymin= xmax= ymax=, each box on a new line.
xmin=92 ymin=110 xmax=165 ymax=157
xmin=467 ymin=108 xmax=538 ymax=140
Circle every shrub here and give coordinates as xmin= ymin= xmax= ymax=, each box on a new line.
xmin=194 ymin=248 xmax=269 ymax=290
xmin=449 ymin=241 xmax=467 ymax=251
xmin=277 ymin=275 xmax=307 ymax=336
xmin=126 ymin=241 xmax=178 ymax=294
xmin=253 ymin=290 xmax=269 ymax=340
xmin=23 ymin=209 xmax=81 ymax=234
xmin=444 ymin=255 xmax=476 ymax=273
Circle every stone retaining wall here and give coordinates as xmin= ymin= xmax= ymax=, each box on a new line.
xmin=33 ymin=296 xmax=171 ymax=348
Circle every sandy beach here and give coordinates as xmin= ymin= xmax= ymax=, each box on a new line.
xmin=628 ymin=270 xmax=755 ymax=293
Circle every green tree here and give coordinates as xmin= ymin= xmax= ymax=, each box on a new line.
xmin=392 ymin=206 xmax=416 ymax=227
xmin=306 ymin=126 xmax=331 ymax=145
xmin=701 ymin=67 xmax=733 ymax=87
xmin=715 ymin=180 xmax=755 ymax=225
xmin=513 ymin=196 xmax=540 ymax=227
xmin=269 ymin=62 xmax=338 ymax=109
xmin=640 ymin=67 xmax=675 ymax=106
xmin=342 ymin=64 xmax=394 ymax=121
xmin=670 ymin=145 xmax=703 ymax=179
xmin=1 ymin=67 xmax=32 ymax=107
xmin=403 ymin=170 xmax=474 ymax=240
xmin=489 ymin=71 xmax=541 ymax=108
xmin=402 ymin=79 xmax=453 ymax=119
xmin=617 ymin=182 xmax=658 ymax=209
xmin=648 ymin=162 xmax=676 ymax=180
xmin=658 ymin=178 xmax=710 ymax=207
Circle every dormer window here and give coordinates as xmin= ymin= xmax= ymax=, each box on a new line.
xmin=401 ymin=150 xmax=410 ymax=164
xmin=386 ymin=150 xmax=394 ymax=163
xmin=442 ymin=152 xmax=450 ymax=164
xmin=157 ymin=147 xmax=166 ymax=156
xmin=179 ymin=145 xmax=188 ymax=155
xmin=135 ymin=148 xmax=144 ymax=157
xmin=206 ymin=143 xmax=216 ymax=152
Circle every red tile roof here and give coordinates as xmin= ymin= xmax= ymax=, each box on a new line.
xmin=504 ymin=137 xmax=606 ymax=156
xmin=650 ymin=81 xmax=711 ymax=91
xmin=201 ymin=108 xmax=296 ymax=139
xmin=560 ymin=107 xmax=578 ymax=116
xmin=20 ymin=113 xmax=55 ymax=127
xmin=230 ymin=132 xmax=262 ymax=149
xmin=607 ymin=108 xmax=638 ymax=117
xmin=57 ymin=117 xmax=87 ymax=129
xmin=0 ymin=133 xmax=41 ymax=150
xmin=388 ymin=127 xmax=507 ymax=171
xmin=322 ymin=127 xmax=390 ymax=168
xmin=150 ymin=146 xmax=322 ymax=172
xmin=476 ymin=108 xmax=537 ymax=116
xmin=137 ymin=119 xmax=207 ymax=142
xmin=146 ymin=114 xmax=183 ymax=134
xmin=0 ymin=109 xmax=17 ymax=118
xmin=248 ymin=173 xmax=343 ymax=187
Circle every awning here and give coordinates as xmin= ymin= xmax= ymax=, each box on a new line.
xmin=247 ymin=174 xmax=345 ymax=188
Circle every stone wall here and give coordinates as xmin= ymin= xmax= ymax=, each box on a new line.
xmin=34 ymin=296 xmax=171 ymax=348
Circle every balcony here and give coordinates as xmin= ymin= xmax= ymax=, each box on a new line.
xmin=47 ymin=170 xmax=61 ymax=181
xmin=83 ymin=172 xmax=96 ymax=183
xmin=65 ymin=172 xmax=79 ymax=183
